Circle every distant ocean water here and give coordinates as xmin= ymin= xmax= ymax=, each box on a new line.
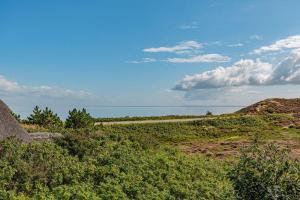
xmin=86 ymin=106 xmax=244 ymax=118
xmin=14 ymin=105 xmax=245 ymax=119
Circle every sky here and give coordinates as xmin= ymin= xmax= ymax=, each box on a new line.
xmin=2 ymin=0 xmax=300 ymax=117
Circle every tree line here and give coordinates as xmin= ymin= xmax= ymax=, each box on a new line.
xmin=13 ymin=106 xmax=94 ymax=129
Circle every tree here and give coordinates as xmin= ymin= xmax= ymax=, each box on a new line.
xmin=27 ymin=106 xmax=62 ymax=128
xmin=40 ymin=107 xmax=63 ymax=128
xmin=65 ymin=108 xmax=94 ymax=129
xmin=206 ymin=111 xmax=213 ymax=116
xmin=27 ymin=106 xmax=42 ymax=125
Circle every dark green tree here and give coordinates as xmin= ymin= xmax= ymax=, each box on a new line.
xmin=206 ymin=111 xmax=213 ymax=116
xmin=27 ymin=106 xmax=42 ymax=125
xmin=27 ymin=106 xmax=62 ymax=128
xmin=65 ymin=108 xmax=94 ymax=129
xmin=40 ymin=107 xmax=63 ymax=127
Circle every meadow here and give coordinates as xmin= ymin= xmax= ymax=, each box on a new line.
xmin=0 ymin=111 xmax=299 ymax=199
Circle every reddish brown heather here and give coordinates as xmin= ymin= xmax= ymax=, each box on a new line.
xmin=237 ymin=98 xmax=300 ymax=114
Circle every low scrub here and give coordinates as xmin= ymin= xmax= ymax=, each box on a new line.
xmin=229 ymin=141 xmax=300 ymax=200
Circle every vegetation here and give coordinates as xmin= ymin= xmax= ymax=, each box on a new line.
xmin=65 ymin=108 xmax=94 ymax=129
xmin=98 ymin=115 xmax=290 ymax=143
xmin=24 ymin=106 xmax=93 ymax=130
xmin=95 ymin=115 xmax=205 ymax=122
xmin=27 ymin=106 xmax=63 ymax=128
xmin=3 ymin=104 xmax=300 ymax=199
xmin=206 ymin=111 xmax=213 ymax=116
xmin=229 ymin=142 xmax=300 ymax=200
xmin=0 ymin=134 xmax=233 ymax=199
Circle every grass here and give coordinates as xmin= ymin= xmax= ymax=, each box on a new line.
xmin=9 ymin=112 xmax=299 ymax=199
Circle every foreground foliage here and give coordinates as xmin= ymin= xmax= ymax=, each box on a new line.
xmin=0 ymin=133 xmax=233 ymax=199
xmin=5 ymin=113 xmax=300 ymax=199
xmin=229 ymin=142 xmax=300 ymax=200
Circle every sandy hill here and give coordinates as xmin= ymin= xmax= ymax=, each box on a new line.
xmin=237 ymin=98 xmax=300 ymax=114
xmin=0 ymin=100 xmax=31 ymax=142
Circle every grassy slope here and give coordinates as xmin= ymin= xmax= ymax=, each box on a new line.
xmin=97 ymin=113 xmax=300 ymax=158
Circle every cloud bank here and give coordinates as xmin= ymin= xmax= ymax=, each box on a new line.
xmin=0 ymin=75 xmax=91 ymax=98
xmin=174 ymin=51 xmax=300 ymax=91
xmin=253 ymin=35 xmax=300 ymax=54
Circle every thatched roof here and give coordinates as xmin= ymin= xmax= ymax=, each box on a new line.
xmin=0 ymin=100 xmax=31 ymax=142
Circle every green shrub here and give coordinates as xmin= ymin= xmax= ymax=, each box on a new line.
xmin=206 ymin=111 xmax=213 ymax=116
xmin=65 ymin=108 xmax=94 ymax=129
xmin=229 ymin=142 xmax=300 ymax=200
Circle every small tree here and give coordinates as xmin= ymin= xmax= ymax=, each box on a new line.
xmin=27 ymin=106 xmax=62 ymax=128
xmin=28 ymin=106 xmax=43 ymax=125
xmin=229 ymin=142 xmax=300 ymax=200
xmin=40 ymin=107 xmax=63 ymax=128
xmin=206 ymin=111 xmax=213 ymax=116
xmin=65 ymin=108 xmax=94 ymax=129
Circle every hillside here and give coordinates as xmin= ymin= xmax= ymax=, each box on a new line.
xmin=237 ymin=98 xmax=300 ymax=114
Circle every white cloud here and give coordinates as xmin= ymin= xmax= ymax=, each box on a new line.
xmin=250 ymin=34 xmax=263 ymax=40
xmin=166 ymin=54 xmax=231 ymax=63
xmin=173 ymin=59 xmax=272 ymax=90
xmin=179 ymin=21 xmax=199 ymax=30
xmin=0 ymin=75 xmax=91 ymax=98
xmin=173 ymin=51 xmax=300 ymax=91
xmin=144 ymin=41 xmax=202 ymax=53
xmin=182 ymin=85 xmax=300 ymax=106
xmin=128 ymin=58 xmax=156 ymax=64
xmin=253 ymin=35 xmax=300 ymax=54
xmin=228 ymin=43 xmax=244 ymax=47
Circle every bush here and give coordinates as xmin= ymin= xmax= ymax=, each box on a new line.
xmin=0 ymin=133 xmax=234 ymax=199
xmin=206 ymin=111 xmax=213 ymax=116
xmin=65 ymin=108 xmax=94 ymax=129
xmin=27 ymin=106 xmax=63 ymax=128
xmin=229 ymin=142 xmax=300 ymax=200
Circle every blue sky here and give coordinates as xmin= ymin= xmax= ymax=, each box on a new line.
xmin=2 ymin=0 xmax=300 ymax=117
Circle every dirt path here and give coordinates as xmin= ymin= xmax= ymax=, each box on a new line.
xmin=95 ymin=117 xmax=212 ymax=126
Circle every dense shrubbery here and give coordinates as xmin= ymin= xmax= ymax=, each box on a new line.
xmin=1 ymin=132 xmax=298 ymax=199
xmin=4 ymin=109 xmax=299 ymax=199
xmin=229 ymin=142 xmax=300 ymax=200
xmin=0 ymin=133 xmax=233 ymax=199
